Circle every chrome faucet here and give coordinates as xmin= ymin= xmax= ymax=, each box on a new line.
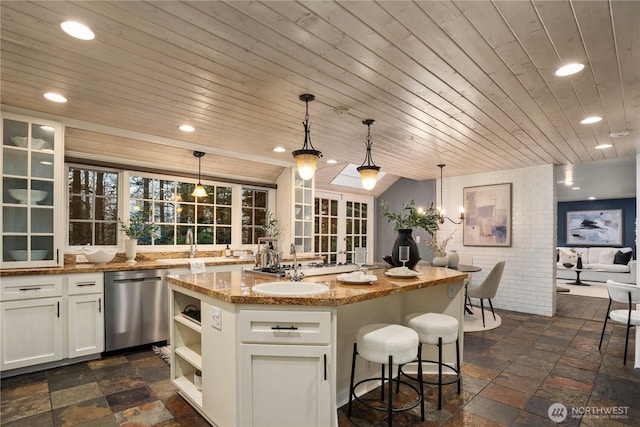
xmin=186 ymin=229 xmax=197 ymax=258
xmin=289 ymin=243 xmax=305 ymax=281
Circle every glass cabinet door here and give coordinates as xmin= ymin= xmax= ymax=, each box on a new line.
xmin=2 ymin=114 xmax=61 ymax=267
xmin=293 ymin=171 xmax=313 ymax=253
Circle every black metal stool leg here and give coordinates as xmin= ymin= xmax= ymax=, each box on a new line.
xmin=438 ymin=336 xmax=443 ymax=410
xmin=456 ymin=338 xmax=461 ymax=394
xmin=348 ymin=342 xmax=357 ymax=417
xmin=387 ymin=355 xmax=393 ymax=427
xmin=380 ymin=364 xmax=385 ymax=401
xmin=417 ymin=345 xmax=424 ymax=421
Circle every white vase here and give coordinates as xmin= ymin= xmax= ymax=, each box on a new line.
xmin=448 ymin=250 xmax=460 ymax=268
xmin=125 ymin=238 xmax=138 ymax=263
xmin=432 ymin=254 xmax=449 ymax=267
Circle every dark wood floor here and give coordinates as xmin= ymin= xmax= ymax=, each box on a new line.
xmin=556 ymin=292 xmax=609 ymax=321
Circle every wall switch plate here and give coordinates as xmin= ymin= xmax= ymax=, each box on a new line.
xmin=448 ymin=284 xmax=457 ymax=298
xmin=211 ymin=306 xmax=222 ymax=330
xmin=415 ymin=235 xmax=421 ymax=243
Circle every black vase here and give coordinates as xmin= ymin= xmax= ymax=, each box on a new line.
xmin=388 ymin=229 xmax=421 ymax=269
xmin=577 ymin=255 xmax=583 ymax=269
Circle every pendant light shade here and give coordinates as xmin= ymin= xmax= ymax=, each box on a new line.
xmin=292 ymin=94 xmax=322 ymax=180
xmin=357 ymin=119 xmax=381 ymax=190
xmin=191 ymin=151 xmax=208 ymax=198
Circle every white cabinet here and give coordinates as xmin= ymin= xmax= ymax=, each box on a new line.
xmin=67 ymin=273 xmax=104 ymax=357
xmin=0 ymin=275 xmax=64 ymax=371
xmin=238 ymin=310 xmax=332 ymax=427
xmin=1 ymin=112 xmax=64 ymax=269
xmin=0 ymin=273 xmax=104 ymax=372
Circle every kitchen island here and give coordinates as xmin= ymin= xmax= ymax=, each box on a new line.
xmin=166 ymin=266 xmax=467 ymax=427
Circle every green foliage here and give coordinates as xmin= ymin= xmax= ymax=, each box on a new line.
xmin=259 ymin=210 xmax=280 ymax=238
xmin=119 ymin=210 xmax=159 ymax=239
xmin=380 ymin=199 xmax=440 ymax=236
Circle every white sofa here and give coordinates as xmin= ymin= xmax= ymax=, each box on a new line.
xmin=556 ymin=247 xmax=636 ymax=284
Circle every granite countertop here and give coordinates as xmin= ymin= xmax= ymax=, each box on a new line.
xmin=166 ymin=266 xmax=468 ymax=306
xmin=0 ymin=254 xmax=322 ymax=277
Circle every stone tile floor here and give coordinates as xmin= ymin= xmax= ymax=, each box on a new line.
xmin=1 ymin=301 xmax=639 ymax=426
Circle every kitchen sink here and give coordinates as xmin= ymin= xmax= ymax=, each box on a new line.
xmin=252 ymin=281 xmax=330 ymax=297
xmin=155 ymin=257 xmax=229 ymax=264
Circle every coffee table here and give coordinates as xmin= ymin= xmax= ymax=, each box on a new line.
xmin=566 ymin=268 xmax=589 ymax=286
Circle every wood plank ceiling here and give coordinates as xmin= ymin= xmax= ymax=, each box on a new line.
xmin=1 ymin=1 xmax=638 ymax=195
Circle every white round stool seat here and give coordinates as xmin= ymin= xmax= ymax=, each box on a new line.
xmin=356 ymin=323 xmax=419 ymax=365
xmin=405 ymin=313 xmax=458 ymax=345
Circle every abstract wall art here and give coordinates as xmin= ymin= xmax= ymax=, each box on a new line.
xmin=463 ymin=183 xmax=511 ymax=247
xmin=566 ymin=209 xmax=623 ymax=246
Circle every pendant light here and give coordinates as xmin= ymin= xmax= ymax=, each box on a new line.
xmin=191 ymin=151 xmax=208 ymax=198
xmin=437 ymin=164 xmax=464 ymax=224
xmin=292 ymin=94 xmax=322 ymax=180
xmin=357 ymin=119 xmax=381 ymax=190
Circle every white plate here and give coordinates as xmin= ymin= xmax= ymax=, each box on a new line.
xmin=384 ymin=271 xmax=421 ymax=278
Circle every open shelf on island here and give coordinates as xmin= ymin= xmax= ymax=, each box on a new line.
xmin=174 ymin=375 xmax=203 ymax=408
xmin=175 ymin=344 xmax=202 ymax=370
xmin=175 ymin=314 xmax=202 ymax=333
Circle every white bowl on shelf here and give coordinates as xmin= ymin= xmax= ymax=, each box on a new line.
xmin=10 ymin=136 xmax=49 ymax=149
xmin=8 ymin=189 xmax=47 ymax=204
xmin=82 ymin=247 xmax=117 ymax=265
xmin=10 ymin=250 xmax=49 ymax=261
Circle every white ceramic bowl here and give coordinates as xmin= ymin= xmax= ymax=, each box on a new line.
xmin=82 ymin=247 xmax=117 ymax=265
xmin=10 ymin=136 xmax=49 ymax=149
xmin=10 ymin=250 xmax=49 ymax=261
xmin=8 ymin=189 xmax=47 ymax=204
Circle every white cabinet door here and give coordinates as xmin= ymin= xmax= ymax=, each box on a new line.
xmin=240 ymin=344 xmax=331 ymax=427
xmin=1 ymin=297 xmax=63 ymax=370
xmin=68 ymin=294 xmax=104 ymax=357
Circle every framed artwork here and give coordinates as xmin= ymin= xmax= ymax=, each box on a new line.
xmin=463 ymin=183 xmax=512 ymax=247
xmin=566 ymin=209 xmax=623 ymax=246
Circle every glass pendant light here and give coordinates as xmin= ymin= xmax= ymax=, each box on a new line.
xmin=292 ymin=94 xmax=322 ymax=180
xmin=191 ymin=151 xmax=208 ymax=198
xmin=357 ymin=119 xmax=381 ymax=190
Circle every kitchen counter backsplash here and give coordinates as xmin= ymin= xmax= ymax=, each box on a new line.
xmin=1 ymin=250 xmax=322 ymax=277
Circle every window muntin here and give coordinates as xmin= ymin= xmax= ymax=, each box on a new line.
xmin=242 ymin=188 xmax=268 ymax=244
xmin=68 ymin=167 xmax=118 ymax=246
xmin=314 ymin=197 xmax=339 ymax=264
xmin=129 ymin=176 xmax=232 ymax=246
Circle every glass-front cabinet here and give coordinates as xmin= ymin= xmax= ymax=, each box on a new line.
xmin=1 ymin=113 xmax=63 ymax=268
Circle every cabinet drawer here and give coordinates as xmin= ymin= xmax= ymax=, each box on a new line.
xmin=0 ymin=275 xmax=63 ymax=301
xmin=239 ymin=310 xmax=331 ymax=344
xmin=67 ymin=273 xmax=104 ymax=295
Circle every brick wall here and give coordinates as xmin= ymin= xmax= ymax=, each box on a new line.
xmin=437 ymin=164 xmax=556 ymax=316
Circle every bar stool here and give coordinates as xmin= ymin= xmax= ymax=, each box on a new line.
xmin=400 ymin=312 xmax=461 ymax=410
xmin=348 ymin=323 xmax=423 ymax=426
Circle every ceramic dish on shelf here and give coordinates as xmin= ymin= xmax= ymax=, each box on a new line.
xmin=8 ymin=189 xmax=47 ymax=204
xmin=336 ymin=271 xmax=378 ymax=285
xmin=10 ymin=249 xmax=48 ymax=261
xmin=384 ymin=267 xmax=421 ymax=278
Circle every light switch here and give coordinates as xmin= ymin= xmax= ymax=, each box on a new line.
xmin=415 ymin=235 xmax=421 ymax=243
xmin=448 ymin=285 xmax=457 ymax=298
xmin=211 ymin=306 xmax=222 ymax=330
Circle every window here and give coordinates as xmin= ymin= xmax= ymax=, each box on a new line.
xmin=345 ymin=201 xmax=368 ymax=263
xmin=314 ymin=197 xmax=338 ymax=264
xmin=242 ymin=188 xmax=268 ymax=244
xmin=68 ymin=166 xmax=119 ymax=246
xmin=129 ymin=175 xmax=232 ymax=246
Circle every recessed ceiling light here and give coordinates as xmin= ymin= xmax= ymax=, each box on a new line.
xmin=609 ymin=129 xmax=629 ymax=138
xmin=326 ymin=159 xmax=338 ymax=164
xmin=564 ymin=181 xmax=573 ymax=186
xmin=555 ymin=63 xmax=584 ymax=76
xmin=40 ymin=125 xmax=55 ymax=132
xmin=273 ymin=147 xmax=286 ymax=153
xmin=588 ymin=196 xmax=596 ymax=200
xmin=581 ymin=116 xmax=602 ymax=124
xmin=179 ymin=124 xmax=195 ymax=132
xmin=571 ymin=187 xmax=581 ymax=190
xmin=40 ymin=161 xmax=53 ymax=165
xmin=60 ymin=21 xmax=95 ymax=40
xmin=595 ymin=143 xmax=613 ymax=149
xmin=43 ymin=93 xmax=67 ymax=103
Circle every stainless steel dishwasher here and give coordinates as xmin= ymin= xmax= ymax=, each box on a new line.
xmin=104 ymin=269 xmax=168 ymax=352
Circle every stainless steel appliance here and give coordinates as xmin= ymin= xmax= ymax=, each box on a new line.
xmin=104 ymin=269 xmax=168 ymax=351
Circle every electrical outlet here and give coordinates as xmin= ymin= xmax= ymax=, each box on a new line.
xmin=366 ymin=360 xmax=372 ymax=371
xmin=211 ymin=306 xmax=222 ymax=330
xmin=448 ymin=284 xmax=457 ymax=298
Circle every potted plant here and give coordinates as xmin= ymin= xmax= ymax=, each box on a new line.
xmin=429 ymin=230 xmax=456 ymax=267
xmin=260 ymin=210 xmax=280 ymax=239
xmin=380 ymin=199 xmax=441 ymax=268
xmin=119 ymin=210 xmax=158 ymax=263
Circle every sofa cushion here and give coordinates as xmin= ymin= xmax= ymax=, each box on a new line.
xmin=598 ymin=249 xmax=616 ymax=264
xmin=587 ymin=263 xmax=630 ymax=273
xmin=614 ymin=250 xmax=633 ymax=265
